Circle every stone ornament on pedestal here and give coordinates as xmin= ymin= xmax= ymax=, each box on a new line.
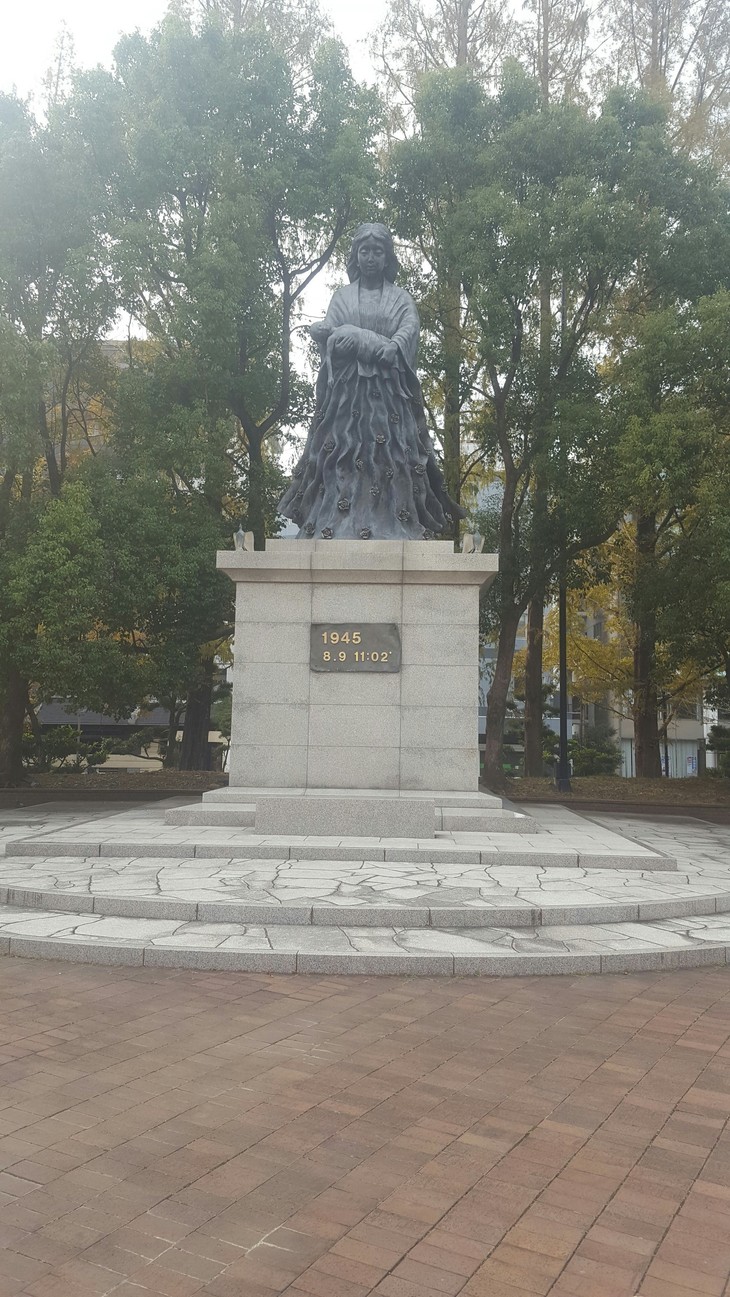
xmin=218 ymin=539 xmax=497 ymax=796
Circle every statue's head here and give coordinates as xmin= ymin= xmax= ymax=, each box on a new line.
xmin=346 ymin=223 xmax=400 ymax=283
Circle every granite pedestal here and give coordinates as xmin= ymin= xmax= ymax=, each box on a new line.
xmin=217 ymin=540 xmax=497 ymax=818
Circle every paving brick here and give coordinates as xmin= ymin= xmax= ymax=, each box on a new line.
xmin=643 ymin=1258 xmax=727 ymax=1295
xmin=331 ymin=1235 xmax=404 ymax=1270
xmin=290 ymin=1269 xmax=370 ymax=1297
xmin=0 ymin=956 xmax=727 ymax=1297
xmin=368 ymin=1279 xmax=429 ymax=1297
xmin=46 ymin=1257 xmax=129 ymax=1293
xmin=636 ymin=1281 xmax=707 ymax=1297
xmin=0 ymin=1252 xmax=51 ymax=1289
xmin=462 ymin=1257 xmax=549 ymax=1294
xmin=553 ymin=1252 xmax=646 ymax=1296
xmin=311 ymin=1249 xmax=390 ymax=1286
xmin=391 ymin=1257 xmax=466 ymax=1293
xmin=405 ymin=1239 xmax=483 ymax=1277
xmin=462 ymin=1261 xmax=545 ymax=1295
xmin=117 ymin=1259 xmax=207 ymax=1295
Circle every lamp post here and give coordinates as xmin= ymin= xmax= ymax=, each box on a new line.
xmin=660 ymin=692 xmax=670 ymax=777
xmin=555 ymin=578 xmax=572 ymax=792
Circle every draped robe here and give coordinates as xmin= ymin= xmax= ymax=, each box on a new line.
xmin=279 ymin=280 xmax=464 ymax=540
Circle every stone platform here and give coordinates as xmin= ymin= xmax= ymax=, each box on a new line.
xmin=165 ymin=788 xmax=540 ymax=835
xmin=1 ymin=799 xmax=729 ymax=976
xmin=6 ymin=800 xmax=676 ymax=870
xmin=220 ymin=539 xmax=497 ymax=793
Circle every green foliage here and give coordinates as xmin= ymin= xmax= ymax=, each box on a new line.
xmin=3 ymin=6 xmax=730 ymax=785
xmin=569 ymin=739 xmax=622 ymax=777
xmin=603 ymin=291 xmax=730 ymax=754
xmin=0 ymin=14 xmax=381 ymax=774
xmin=70 ymin=11 xmax=380 ymax=543
xmin=22 ymin=726 xmax=115 ymax=773
xmin=21 ymin=724 xmax=166 ymax=773
xmin=211 ymin=691 xmax=232 ymax=740
xmin=707 ymin=725 xmax=730 ymax=778
xmin=390 ymin=66 xmax=730 ymax=777
xmin=543 ymin=724 xmax=623 ymax=776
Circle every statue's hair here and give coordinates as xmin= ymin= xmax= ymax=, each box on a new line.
xmin=346 ymin=223 xmax=400 ymax=283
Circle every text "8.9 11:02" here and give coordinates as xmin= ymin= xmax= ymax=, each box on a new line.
xmin=310 ymin=623 xmax=401 ymax=673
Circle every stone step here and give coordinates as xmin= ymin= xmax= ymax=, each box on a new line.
xmin=6 ymin=837 xmax=677 ymax=870
xmin=163 ymin=805 xmax=540 ymax=834
xmin=1 ymin=880 xmax=726 ymax=929
xmin=200 ymin=787 xmax=505 ymax=810
xmin=166 ymin=806 xmax=257 ymax=827
xmin=0 ymin=905 xmax=728 ymax=975
xmin=441 ymin=809 xmax=538 ymax=833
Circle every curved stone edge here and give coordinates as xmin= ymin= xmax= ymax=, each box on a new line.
xmin=1 ymin=933 xmax=728 ymax=977
xmin=3 ymin=887 xmax=729 ymax=929
xmin=5 ymin=841 xmax=678 ymax=870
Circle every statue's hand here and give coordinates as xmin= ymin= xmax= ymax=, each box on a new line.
xmin=375 ymin=341 xmax=398 ymax=366
xmin=334 ymin=332 xmax=358 ymax=356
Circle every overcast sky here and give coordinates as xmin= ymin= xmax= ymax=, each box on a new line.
xmin=1 ymin=0 xmax=385 ymax=101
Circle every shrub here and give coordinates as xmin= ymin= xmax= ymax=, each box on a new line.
xmin=707 ymin=725 xmax=730 ymax=777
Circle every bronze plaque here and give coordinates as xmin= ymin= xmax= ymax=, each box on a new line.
xmin=310 ymin=623 xmax=401 ymax=672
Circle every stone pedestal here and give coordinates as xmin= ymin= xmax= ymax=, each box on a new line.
xmin=217 ymin=539 xmax=497 ymax=795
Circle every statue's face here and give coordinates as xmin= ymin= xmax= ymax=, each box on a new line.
xmin=357 ymin=236 xmax=387 ymax=280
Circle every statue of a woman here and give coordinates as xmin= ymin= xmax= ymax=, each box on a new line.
xmin=279 ymin=222 xmax=465 ymax=540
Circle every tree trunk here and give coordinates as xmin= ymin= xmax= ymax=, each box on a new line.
xmin=25 ymin=690 xmax=42 ymax=741
xmin=523 ymin=592 xmax=545 ymax=776
xmin=633 ymin=627 xmax=662 ymax=777
xmin=632 ymin=513 xmax=662 ymax=778
xmin=179 ymin=659 xmax=214 ymax=770
xmin=0 ymin=466 xmax=16 ymax=540
xmin=0 ymin=664 xmax=27 ymax=785
xmin=456 ymin=0 xmax=469 ymax=65
xmin=539 ymin=0 xmax=551 ymax=103
xmin=39 ymin=401 xmax=62 ymax=498
xmin=441 ymin=267 xmax=462 ymax=544
xmin=483 ymin=607 xmax=522 ymax=788
xmin=162 ymin=697 xmax=180 ymax=768
xmin=523 ymin=246 xmax=551 ymax=776
xmin=247 ymin=430 xmax=267 ymax=551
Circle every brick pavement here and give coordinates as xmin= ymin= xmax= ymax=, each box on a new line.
xmin=0 ymin=957 xmax=728 ymax=1297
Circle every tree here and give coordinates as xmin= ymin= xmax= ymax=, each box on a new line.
xmin=375 ymin=0 xmax=514 ymax=117
xmin=374 ymin=0 xmax=520 ymax=544
xmin=517 ymin=292 xmax=730 ymax=779
xmin=0 ymin=93 xmax=117 ymax=783
xmin=63 ymin=8 xmax=380 ymax=764
xmin=516 ymin=0 xmax=595 ymax=776
xmin=596 ymin=0 xmax=730 ymax=166
xmin=392 ymin=69 xmax=723 ymax=784
xmin=518 ymin=0 xmax=593 ymax=105
xmin=606 ymin=292 xmax=730 ymax=772
xmin=72 ymin=10 xmax=380 ymax=549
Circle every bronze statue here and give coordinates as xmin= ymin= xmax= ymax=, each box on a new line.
xmin=279 ymin=222 xmax=464 ymax=540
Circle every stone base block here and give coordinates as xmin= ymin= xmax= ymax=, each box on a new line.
xmin=165 ymin=806 xmax=256 ymax=827
xmin=254 ymin=795 xmax=435 ymax=839
xmin=219 ymin=540 xmax=498 ymax=794
xmin=440 ymin=809 xmax=540 ymax=833
xmin=201 ymin=785 xmax=505 ymax=809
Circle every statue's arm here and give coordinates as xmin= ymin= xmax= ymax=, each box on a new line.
xmin=310 ymin=287 xmax=420 ymax=368
xmin=331 ymin=290 xmax=419 ymax=368
xmin=389 ymin=291 xmax=420 ymax=370
xmin=308 ymin=289 xmax=352 ymax=357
